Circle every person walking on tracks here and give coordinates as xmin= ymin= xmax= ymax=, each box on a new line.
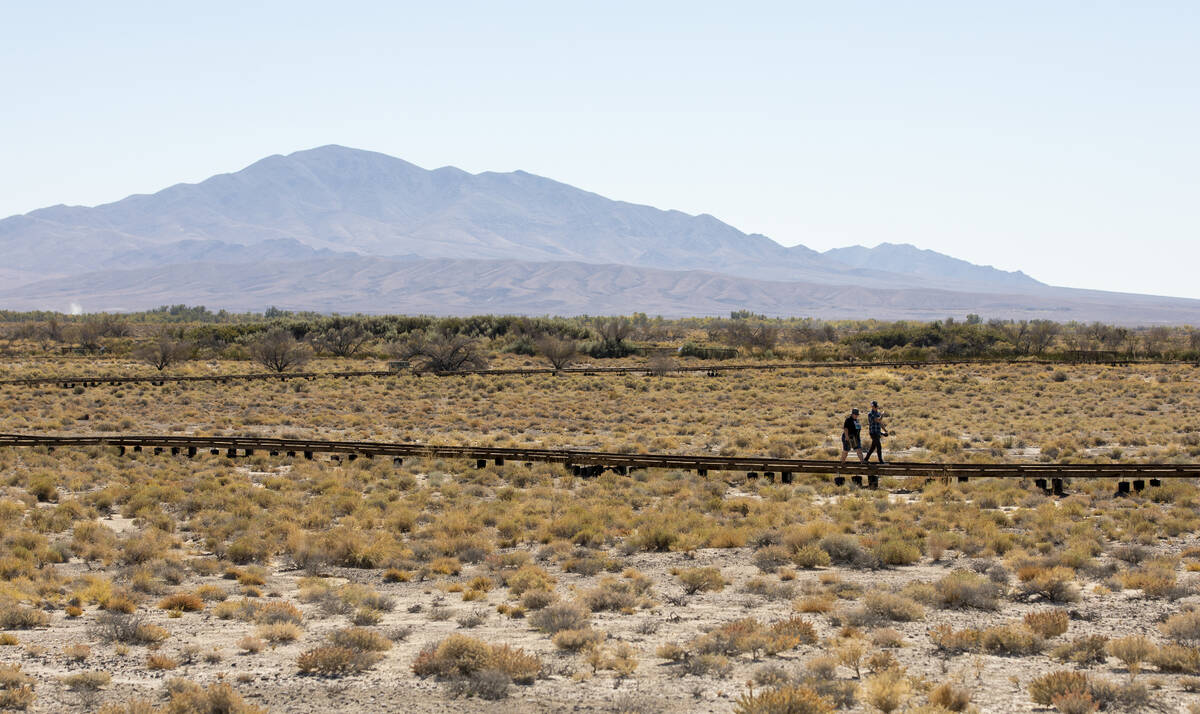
xmin=839 ymin=408 xmax=866 ymax=464
xmin=865 ymin=400 xmax=888 ymax=463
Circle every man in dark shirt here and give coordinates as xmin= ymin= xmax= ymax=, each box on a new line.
xmin=839 ymin=408 xmax=865 ymax=464
xmin=865 ymin=400 xmax=887 ymax=463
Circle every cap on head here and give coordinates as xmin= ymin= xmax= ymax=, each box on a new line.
xmin=871 ymin=400 xmax=878 ymax=407
xmin=851 ymin=408 xmax=860 ymax=414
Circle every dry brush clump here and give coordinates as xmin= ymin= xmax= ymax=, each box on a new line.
xmin=0 ymin=665 xmax=35 ymax=710
xmin=412 ymin=634 xmax=541 ymax=699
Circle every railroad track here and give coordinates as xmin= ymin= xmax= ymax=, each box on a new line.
xmin=1 ymin=358 xmax=1194 ymax=389
xmin=2 ymin=432 xmax=1194 ymax=496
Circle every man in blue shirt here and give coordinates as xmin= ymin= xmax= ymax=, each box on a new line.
xmin=865 ymin=400 xmax=888 ymax=463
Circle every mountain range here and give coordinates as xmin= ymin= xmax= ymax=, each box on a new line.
xmin=1 ymin=145 xmax=1196 ymax=323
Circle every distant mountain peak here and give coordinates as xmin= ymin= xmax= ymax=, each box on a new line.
xmin=822 ymin=242 xmax=1042 ymax=288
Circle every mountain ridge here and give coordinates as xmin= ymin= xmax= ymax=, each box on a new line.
xmin=2 ymin=145 xmax=1196 ymax=323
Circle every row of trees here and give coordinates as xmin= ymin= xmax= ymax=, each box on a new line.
xmin=4 ymin=308 xmax=1200 ymax=367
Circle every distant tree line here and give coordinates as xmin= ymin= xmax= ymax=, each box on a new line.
xmin=1 ymin=306 xmax=1198 ymax=369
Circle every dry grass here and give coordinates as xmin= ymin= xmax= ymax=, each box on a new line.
xmin=1 ymin=354 xmax=1199 ymax=711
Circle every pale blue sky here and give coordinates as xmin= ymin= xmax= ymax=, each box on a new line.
xmin=2 ymin=1 xmax=1198 ymax=299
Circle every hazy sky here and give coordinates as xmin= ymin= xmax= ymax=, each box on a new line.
xmin=3 ymin=1 xmax=1198 ymax=299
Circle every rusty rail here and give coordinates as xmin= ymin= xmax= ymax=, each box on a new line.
xmin=1 ymin=433 xmax=1194 ymax=495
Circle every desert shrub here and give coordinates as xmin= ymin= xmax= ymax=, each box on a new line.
xmin=256 ymin=623 xmax=302 ymax=643
xmin=1090 ymin=678 xmax=1155 ymax=711
xmin=792 ymin=544 xmax=832 ymax=569
xmin=863 ymin=591 xmax=924 ymax=622
xmin=296 ymin=646 xmax=382 ymax=676
xmin=742 ymin=577 xmax=796 ymax=601
xmin=678 ymin=567 xmax=726 ymax=595
xmin=680 ymin=654 xmax=733 ymax=678
xmin=819 ymin=534 xmax=879 ymax=569
xmin=63 ymin=643 xmax=91 ymax=661
xmin=1029 ymin=670 xmax=1090 ymax=706
xmin=446 ymin=669 xmax=512 ymax=700
xmin=61 ymin=670 xmax=110 ymax=691
xmin=1024 ymin=609 xmax=1069 ymax=638
xmin=980 ymin=624 xmax=1043 ymax=656
xmin=1150 ymin=643 xmax=1200 ymax=673
xmin=928 ymin=681 xmax=972 ymax=712
xmin=1017 ymin=566 xmax=1080 ymax=603
xmin=734 ymin=685 xmax=832 ymax=714
xmin=552 ymin=628 xmax=604 ymax=652
xmin=1162 ymin=610 xmax=1200 ymax=645
xmin=935 ymin=570 xmax=1000 ymax=610
xmin=88 ymin=612 xmax=169 ymax=644
xmin=329 ymin=627 xmax=392 ymax=652
xmin=1112 ymin=544 xmax=1151 ymax=564
xmin=871 ymin=628 xmax=906 ymax=649
xmin=769 ymin=617 xmax=818 ymax=649
xmin=519 ymin=589 xmax=556 ymax=610
xmin=753 ymin=545 xmax=793 ymax=573
xmin=146 ymin=653 xmax=179 ymax=670
xmin=0 ymin=603 xmax=49 ymax=629
xmin=1051 ymin=635 xmax=1109 ymax=665
xmin=1051 ymin=691 xmax=1098 ymax=714
xmin=486 ymin=644 xmax=542 ymax=684
xmin=930 ymin=625 xmax=980 ymax=655
xmin=583 ymin=641 xmax=638 ymax=677
xmin=1108 ymin=635 xmax=1154 ymax=678
xmin=836 ymin=639 xmax=869 ymax=678
xmin=161 ymin=682 xmax=264 ymax=714
xmin=529 ymin=602 xmax=589 ymax=634
xmin=875 ymin=538 xmax=922 ymax=566
xmin=0 ymin=664 xmax=35 ymax=710
xmin=1119 ymin=567 xmax=1185 ymax=599
xmin=691 ymin=617 xmax=810 ymax=659
xmin=237 ymin=637 xmax=264 ymax=654
xmin=864 ymin=668 xmax=911 ymax=713
xmin=629 ymin=525 xmax=680 ymax=552
xmin=504 ymin=565 xmax=555 ymax=595
xmin=195 ymin=584 xmax=228 ymax=602
xmin=382 ymin=568 xmax=411 ymax=583
xmin=580 ymin=577 xmax=640 ymax=612
xmin=865 ymin=650 xmax=898 ymax=675
xmin=253 ymin=600 xmax=303 ymax=625
xmin=158 ymin=593 xmax=205 ymax=612
xmin=795 ymin=594 xmax=834 ymax=613
xmin=456 ymin=609 xmax=488 ymax=628
xmin=412 ymin=635 xmax=540 ymax=684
